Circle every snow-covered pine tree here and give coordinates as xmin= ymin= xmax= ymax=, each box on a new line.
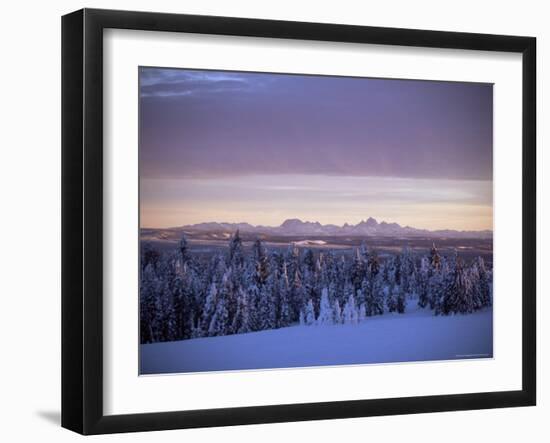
xmin=350 ymin=248 xmax=366 ymax=292
xmin=358 ymin=303 xmax=367 ymax=322
xmin=393 ymin=254 xmax=402 ymax=286
xmin=358 ymin=275 xmax=367 ymax=310
xmin=281 ymin=260 xmax=290 ymax=288
xmin=430 ymin=243 xmax=441 ymax=270
xmin=317 ymin=288 xmax=333 ymax=326
xmin=356 ymin=276 xmax=367 ymax=308
xmin=383 ymin=257 xmax=399 ymax=313
xmin=438 ymin=256 xmax=473 ymax=315
xmin=454 ymin=258 xmax=474 ymax=314
xmin=342 ymin=291 xmax=358 ymax=325
xmin=417 ymin=256 xmax=431 ymax=308
xmin=303 ymin=249 xmax=315 ymax=273
xmin=200 ymin=282 xmax=218 ymax=333
xmin=304 ymin=299 xmax=316 ymax=326
xmin=285 ymin=243 xmax=300 ymax=283
xmin=178 ymin=234 xmax=189 ymax=265
xmin=400 ymin=246 xmax=413 ymax=297
xmin=157 ymin=280 xmax=178 ymax=341
xmin=369 ymin=270 xmax=386 ymax=316
xmin=228 ymin=229 xmax=244 ymax=269
xmin=290 ymin=269 xmax=306 ymax=322
xmin=278 ymin=262 xmax=292 ymax=327
xmin=208 ymin=297 xmax=229 ymax=336
xmin=190 ymin=313 xmax=204 ymax=339
xmin=140 ymin=263 xmax=160 ymax=343
xmin=231 ymin=287 xmax=249 ymax=334
xmin=245 ymin=283 xmax=261 ymax=332
xmin=302 ymin=265 xmax=320 ymax=318
xmin=360 ymin=275 xmax=374 ymax=316
xmin=258 ymin=275 xmax=277 ymax=331
xmin=333 ymin=299 xmax=342 ymax=324
xmin=366 ymin=248 xmax=380 ymax=278
xmin=359 ymin=241 xmax=369 ymax=262
xmin=210 ymin=253 xmax=227 ymax=286
xmin=252 ymin=238 xmax=269 ymax=285
xmin=316 ymin=252 xmax=324 ymax=273
xmin=323 ymin=250 xmax=341 ymax=304
xmin=473 ymin=257 xmax=492 ymax=308
xmin=396 ymin=287 xmax=406 ymax=314
xmin=327 ymin=280 xmax=338 ymax=305
xmin=386 ymin=282 xmax=398 ymax=313
xmin=428 ymin=263 xmax=444 ymax=312
xmin=141 ymin=242 xmax=160 ymax=271
xmin=223 ymin=268 xmax=241 ymax=335
xmin=170 ymin=274 xmax=186 ymax=340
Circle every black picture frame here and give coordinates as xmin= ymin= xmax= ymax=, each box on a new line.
xmin=62 ymin=8 xmax=536 ymax=435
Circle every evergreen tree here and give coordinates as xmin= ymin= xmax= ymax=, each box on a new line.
xmin=430 ymin=243 xmax=441 ymax=270
xmin=417 ymin=256 xmax=431 ymax=308
xmin=246 ymin=283 xmax=261 ymax=332
xmin=228 ymin=230 xmax=244 ymax=268
xmin=368 ymin=271 xmax=386 ymax=316
xmin=367 ymin=248 xmax=380 ymax=278
xmin=278 ymin=262 xmax=292 ymax=327
xmin=428 ymin=266 xmax=444 ymax=311
xmin=208 ymin=297 xmax=229 ymax=336
xmin=317 ymin=288 xmax=334 ymax=325
xmin=396 ymin=288 xmax=406 ymax=314
xmin=358 ymin=303 xmax=367 ymax=322
xmin=342 ymin=292 xmax=358 ymax=325
xmin=290 ymin=269 xmax=306 ymax=321
xmin=303 ymin=249 xmax=315 ymax=273
xmin=178 ymin=235 xmax=189 ymax=264
xmin=200 ymin=282 xmax=218 ymax=333
xmin=252 ymin=238 xmax=269 ymax=285
xmin=303 ymin=266 xmax=320 ymax=317
xmin=400 ymin=246 xmax=411 ymax=295
xmin=231 ymin=288 xmax=250 ymax=334
xmin=158 ymin=280 xmax=178 ymax=341
xmin=438 ymin=257 xmax=473 ymax=315
xmin=350 ymin=248 xmax=366 ymax=292
xmin=472 ymin=257 xmax=492 ymax=308
xmin=286 ymin=244 xmax=301 ymax=284
xmin=140 ymin=263 xmax=160 ymax=343
xmin=386 ymin=282 xmax=399 ymax=313
xmin=394 ymin=254 xmax=402 ymax=286
xmin=304 ymin=299 xmax=316 ymax=326
xmin=258 ymin=276 xmax=277 ymax=330
xmin=333 ymin=299 xmax=343 ymax=324
xmin=141 ymin=242 xmax=160 ymax=271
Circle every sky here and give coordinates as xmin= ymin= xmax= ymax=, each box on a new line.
xmin=139 ymin=67 xmax=493 ymax=231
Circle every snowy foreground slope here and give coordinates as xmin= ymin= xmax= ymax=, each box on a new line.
xmin=140 ymin=304 xmax=492 ymax=374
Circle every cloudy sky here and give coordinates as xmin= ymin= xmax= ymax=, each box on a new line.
xmin=139 ymin=67 xmax=493 ymax=230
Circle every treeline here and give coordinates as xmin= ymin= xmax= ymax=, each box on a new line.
xmin=140 ymin=231 xmax=492 ymax=344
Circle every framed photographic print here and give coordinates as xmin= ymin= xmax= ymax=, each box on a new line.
xmin=61 ymin=8 xmax=536 ymax=434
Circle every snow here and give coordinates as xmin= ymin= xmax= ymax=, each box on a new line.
xmin=294 ymin=240 xmax=327 ymax=246
xmin=140 ymin=304 xmax=493 ymax=375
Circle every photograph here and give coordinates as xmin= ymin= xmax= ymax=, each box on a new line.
xmin=138 ymin=67 xmax=494 ymax=375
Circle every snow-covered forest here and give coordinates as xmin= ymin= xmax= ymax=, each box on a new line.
xmin=140 ymin=231 xmax=492 ymax=345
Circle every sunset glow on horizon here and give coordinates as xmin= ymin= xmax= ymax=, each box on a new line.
xmin=139 ymin=68 xmax=493 ymax=231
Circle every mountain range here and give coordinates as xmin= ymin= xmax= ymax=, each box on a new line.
xmin=176 ymin=217 xmax=492 ymax=239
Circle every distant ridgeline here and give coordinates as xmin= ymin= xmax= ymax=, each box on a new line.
xmin=140 ymin=231 xmax=492 ymax=344
xmin=142 ymin=217 xmax=493 ymax=240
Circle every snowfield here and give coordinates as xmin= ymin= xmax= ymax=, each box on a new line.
xmin=140 ymin=304 xmax=492 ymax=375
